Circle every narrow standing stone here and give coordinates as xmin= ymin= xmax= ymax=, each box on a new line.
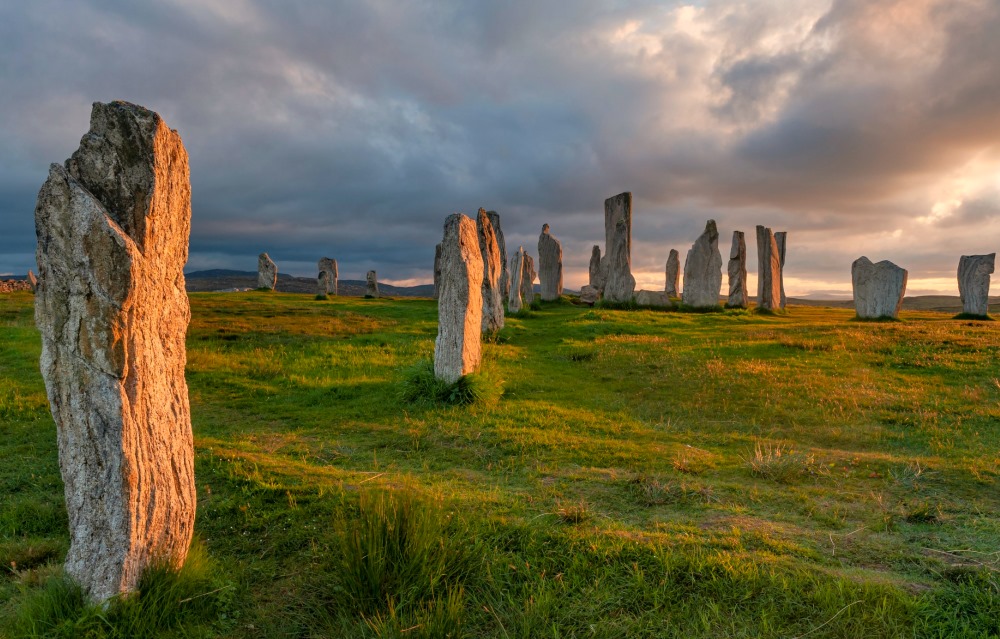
xmin=434 ymin=214 xmax=484 ymax=383
xmin=485 ymin=210 xmax=509 ymax=300
xmin=665 ymin=249 xmax=680 ymax=297
xmin=366 ymin=270 xmax=380 ymax=298
xmin=521 ymin=253 xmax=537 ymax=306
xmin=33 ymin=101 xmax=196 ymax=602
xmin=537 ymin=223 xmax=563 ymax=301
xmin=508 ymin=247 xmax=525 ymax=313
xmin=27 ymin=269 xmax=38 ymax=292
xmin=727 ymin=231 xmax=748 ymax=308
xmin=958 ymin=253 xmax=995 ymax=317
xmin=258 ymin=252 xmax=277 ymax=290
xmin=477 ymin=209 xmax=504 ymax=332
xmin=603 ymin=192 xmax=635 ymax=302
xmin=682 ymin=220 xmax=723 ymax=308
xmin=755 ymin=226 xmax=781 ymax=312
xmin=775 ymin=231 xmax=787 ymax=309
xmin=318 ymin=257 xmax=338 ymax=296
xmin=589 ymin=245 xmax=603 ymax=291
xmin=852 ymin=256 xmax=907 ymax=319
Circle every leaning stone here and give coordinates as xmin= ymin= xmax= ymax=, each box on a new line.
xmin=477 ymin=209 xmax=504 ymax=332
xmin=318 ymin=257 xmax=338 ymax=296
xmin=27 ymin=270 xmax=38 ymax=292
xmin=602 ymin=192 xmax=635 ymax=302
xmin=726 ymin=231 xmax=748 ymax=308
xmin=852 ymin=256 xmax=907 ymax=319
xmin=755 ymin=225 xmax=781 ymax=312
xmin=579 ymin=284 xmax=601 ymax=305
xmin=33 ymin=101 xmax=195 ymax=602
xmin=958 ymin=253 xmax=995 ymax=316
xmin=589 ymin=245 xmax=604 ymax=290
xmin=508 ymin=248 xmax=525 ymax=313
xmin=636 ymin=290 xmax=671 ymax=307
xmin=775 ymin=231 xmax=787 ymax=309
xmin=434 ymin=214 xmax=484 ymax=383
xmin=521 ymin=252 xmax=537 ymax=306
xmin=665 ymin=249 xmax=680 ymax=298
xmin=366 ymin=270 xmax=380 ymax=298
xmin=258 ymin=252 xmax=277 ymax=290
xmin=682 ymin=220 xmax=723 ymax=308
xmin=537 ymin=223 xmax=563 ymax=301
xmin=485 ymin=211 xmax=509 ymax=299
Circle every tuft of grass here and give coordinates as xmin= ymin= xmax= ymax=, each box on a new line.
xmin=399 ymin=360 xmax=503 ymax=406
xmin=555 ymin=500 xmax=591 ymax=524
xmin=629 ymin=476 xmax=716 ymax=506
xmin=741 ymin=441 xmax=814 ymax=483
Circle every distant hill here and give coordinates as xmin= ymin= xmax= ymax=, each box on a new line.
xmin=185 ymin=269 xmax=435 ymax=297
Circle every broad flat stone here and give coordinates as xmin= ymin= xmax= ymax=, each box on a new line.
xmin=366 ymin=270 xmax=380 ymax=298
xmin=318 ymin=257 xmax=338 ymax=296
xmin=852 ymin=256 xmax=907 ymax=319
xmin=682 ymin=220 xmax=723 ymax=308
xmin=636 ymin=290 xmax=671 ymax=307
xmin=33 ymin=101 xmax=195 ymax=602
xmin=727 ymin=231 xmax=748 ymax=308
xmin=602 ymin=192 xmax=635 ymax=302
xmin=477 ymin=209 xmax=504 ymax=332
xmin=434 ymin=214 xmax=483 ymax=383
xmin=537 ymin=223 xmax=563 ymax=301
xmin=755 ymin=225 xmax=781 ymax=312
xmin=258 ymin=252 xmax=277 ymax=290
xmin=579 ymin=284 xmax=600 ymax=305
xmin=665 ymin=249 xmax=680 ymax=298
xmin=485 ymin=210 xmax=509 ymax=300
xmin=958 ymin=253 xmax=995 ymax=316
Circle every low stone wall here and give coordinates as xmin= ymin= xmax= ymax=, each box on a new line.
xmin=0 ymin=279 xmax=32 ymax=293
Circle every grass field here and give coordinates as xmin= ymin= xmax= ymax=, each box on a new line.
xmin=1 ymin=289 xmax=999 ymax=638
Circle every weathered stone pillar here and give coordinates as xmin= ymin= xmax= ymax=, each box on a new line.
xmin=477 ymin=209 xmax=504 ymax=332
xmin=665 ymin=249 xmax=680 ymax=298
xmin=318 ymin=257 xmax=338 ymax=296
xmin=602 ymin=192 xmax=635 ymax=302
xmin=589 ymin=245 xmax=603 ymax=291
xmin=520 ymin=253 xmax=536 ymax=306
xmin=957 ymin=254 xmax=995 ymax=317
xmin=366 ymin=270 xmax=380 ymax=298
xmin=537 ymin=223 xmax=563 ymax=301
xmin=508 ymin=248 xmax=525 ymax=313
xmin=727 ymin=231 xmax=748 ymax=308
xmin=755 ymin=225 xmax=781 ymax=312
xmin=33 ymin=101 xmax=196 ymax=602
xmin=852 ymin=256 xmax=907 ymax=319
xmin=258 ymin=252 xmax=277 ymax=290
xmin=434 ymin=214 xmax=484 ymax=383
xmin=775 ymin=231 xmax=787 ymax=309
xmin=682 ymin=220 xmax=722 ymax=308
xmin=485 ymin=210 xmax=509 ymax=300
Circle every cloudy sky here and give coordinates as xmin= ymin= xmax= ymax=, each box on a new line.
xmin=2 ymin=0 xmax=999 ymax=297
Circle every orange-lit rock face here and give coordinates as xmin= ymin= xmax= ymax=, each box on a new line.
xmin=435 ymin=213 xmax=483 ymax=383
xmin=477 ymin=209 xmax=504 ymax=333
xmin=34 ymin=101 xmax=195 ymax=602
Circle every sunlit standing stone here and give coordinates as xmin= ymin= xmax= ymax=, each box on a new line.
xmin=258 ymin=252 xmax=277 ymax=290
xmin=682 ymin=220 xmax=722 ymax=308
xmin=477 ymin=209 xmax=504 ymax=332
xmin=957 ymin=253 xmax=995 ymax=317
xmin=852 ymin=256 xmax=907 ymax=319
xmin=434 ymin=213 xmax=484 ymax=383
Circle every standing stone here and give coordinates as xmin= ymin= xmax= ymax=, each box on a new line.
xmin=33 ymin=101 xmax=195 ymax=602
xmin=726 ymin=231 xmax=748 ymax=308
xmin=366 ymin=270 xmax=380 ymax=298
xmin=508 ymin=248 xmax=525 ymax=313
xmin=775 ymin=231 xmax=787 ymax=309
xmin=477 ymin=209 xmax=504 ymax=332
xmin=958 ymin=254 xmax=995 ymax=317
xmin=318 ymin=257 xmax=338 ymax=296
xmin=521 ymin=253 xmax=537 ymax=306
xmin=485 ymin=210 xmax=509 ymax=300
xmin=665 ymin=249 xmax=680 ymax=297
xmin=537 ymin=224 xmax=563 ymax=301
xmin=682 ymin=220 xmax=723 ymax=308
xmin=27 ymin=269 xmax=38 ymax=292
xmin=433 ymin=243 xmax=443 ymax=299
xmin=755 ymin=225 xmax=782 ymax=312
xmin=258 ymin=253 xmax=277 ymax=290
xmin=589 ymin=245 xmax=604 ymax=291
xmin=852 ymin=256 xmax=907 ymax=319
xmin=434 ymin=214 xmax=484 ymax=383
xmin=603 ymin=192 xmax=635 ymax=302
xmin=317 ymin=271 xmax=329 ymax=297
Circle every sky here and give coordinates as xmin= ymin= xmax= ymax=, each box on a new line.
xmin=2 ymin=0 xmax=999 ymax=297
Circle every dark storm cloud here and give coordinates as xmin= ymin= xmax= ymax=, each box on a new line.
xmin=2 ymin=0 xmax=998 ymax=293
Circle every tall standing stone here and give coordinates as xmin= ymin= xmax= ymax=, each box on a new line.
xmin=317 ymin=271 xmax=329 ymax=297
xmin=366 ymin=270 xmax=380 ymax=298
xmin=958 ymin=253 xmax=995 ymax=317
xmin=589 ymin=245 xmax=603 ymax=291
xmin=665 ymin=249 xmax=680 ymax=297
xmin=682 ymin=220 xmax=723 ymax=308
xmin=775 ymin=231 xmax=787 ymax=309
xmin=477 ymin=209 xmax=504 ymax=332
xmin=537 ymin=224 xmax=563 ymax=301
xmin=508 ymin=248 xmax=525 ymax=313
xmin=318 ymin=257 xmax=338 ymax=296
xmin=603 ymin=192 xmax=635 ymax=302
xmin=852 ymin=256 xmax=907 ymax=319
xmin=434 ymin=214 xmax=484 ymax=383
xmin=33 ymin=101 xmax=195 ymax=602
xmin=521 ymin=253 xmax=536 ymax=306
xmin=433 ymin=243 xmax=443 ymax=299
xmin=755 ymin=225 xmax=782 ymax=312
xmin=485 ymin=210 xmax=509 ymax=300
xmin=258 ymin=252 xmax=277 ymax=290
xmin=727 ymin=231 xmax=748 ymax=308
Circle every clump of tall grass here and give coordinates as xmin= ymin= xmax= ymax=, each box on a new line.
xmin=399 ymin=360 xmax=503 ymax=406
xmin=742 ymin=441 xmax=819 ymax=483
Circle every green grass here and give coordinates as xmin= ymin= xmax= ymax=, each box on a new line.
xmin=2 ymin=289 xmax=1000 ymax=637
